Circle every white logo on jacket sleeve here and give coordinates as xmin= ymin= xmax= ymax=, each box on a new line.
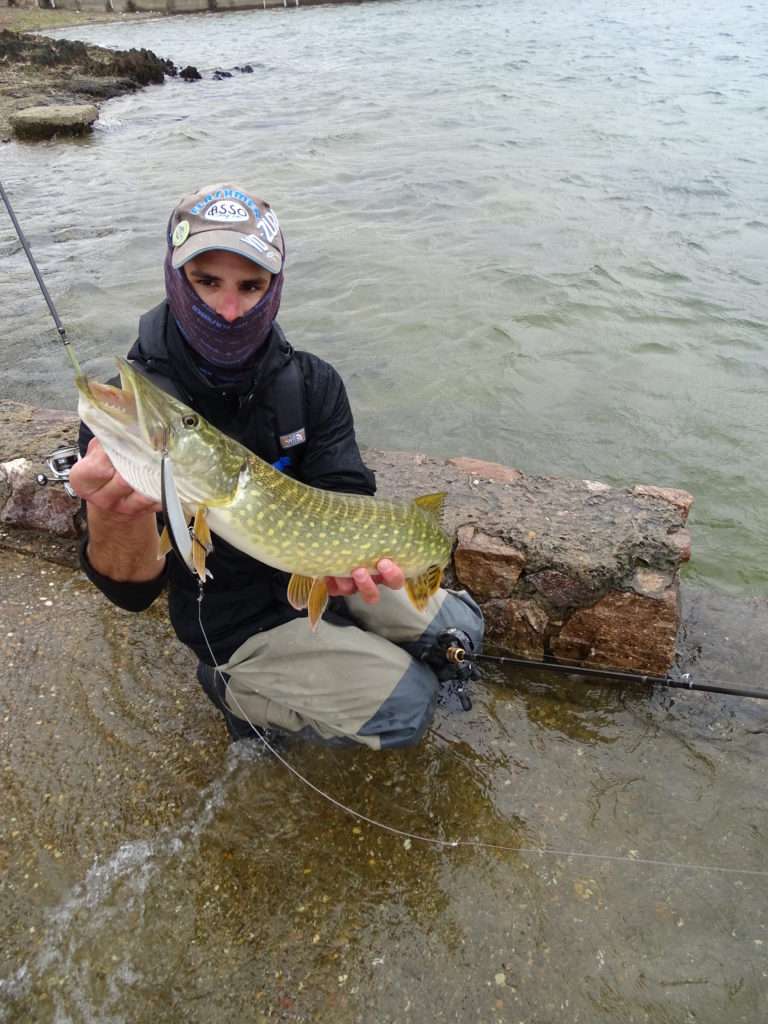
xmin=203 ymin=201 xmax=250 ymax=222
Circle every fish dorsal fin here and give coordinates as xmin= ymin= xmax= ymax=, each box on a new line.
xmin=405 ymin=565 xmax=444 ymax=612
xmin=412 ymin=491 xmax=447 ymax=525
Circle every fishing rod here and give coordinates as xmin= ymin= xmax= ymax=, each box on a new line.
xmin=432 ymin=629 xmax=768 ymax=702
xmin=0 ymin=180 xmax=82 ymax=378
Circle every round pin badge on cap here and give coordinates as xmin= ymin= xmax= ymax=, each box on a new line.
xmin=172 ymin=220 xmax=190 ymax=247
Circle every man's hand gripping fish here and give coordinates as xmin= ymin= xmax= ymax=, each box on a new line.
xmin=76 ymin=359 xmax=453 ymax=629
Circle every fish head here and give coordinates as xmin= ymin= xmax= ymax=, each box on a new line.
xmin=76 ymin=359 xmax=243 ymax=503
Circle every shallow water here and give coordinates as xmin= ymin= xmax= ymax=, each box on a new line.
xmin=1 ymin=551 xmax=767 ymax=1023
xmin=1 ymin=0 xmax=767 ymax=594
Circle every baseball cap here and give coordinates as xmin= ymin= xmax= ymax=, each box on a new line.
xmin=169 ymin=183 xmax=284 ymax=275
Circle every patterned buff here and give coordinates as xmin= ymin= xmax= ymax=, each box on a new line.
xmin=163 ymin=247 xmax=284 ymax=369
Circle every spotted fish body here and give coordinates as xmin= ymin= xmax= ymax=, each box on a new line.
xmin=76 ymin=359 xmax=453 ymax=626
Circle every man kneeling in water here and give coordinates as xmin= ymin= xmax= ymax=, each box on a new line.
xmin=70 ymin=183 xmax=483 ymax=748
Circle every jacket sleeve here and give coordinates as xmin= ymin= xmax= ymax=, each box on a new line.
xmin=298 ymin=356 xmax=376 ymax=496
xmin=76 ymin=417 xmax=167 ymax=612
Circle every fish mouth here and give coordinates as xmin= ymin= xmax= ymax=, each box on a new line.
xmin=86 ymin=378 xmax=138 ymax=423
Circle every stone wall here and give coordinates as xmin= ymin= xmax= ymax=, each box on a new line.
xmin=0 ymin=400 xmax=693 ymax=675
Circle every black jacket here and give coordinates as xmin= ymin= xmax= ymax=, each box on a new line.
xmin=79 ymin=303 xmax=376 ymax=663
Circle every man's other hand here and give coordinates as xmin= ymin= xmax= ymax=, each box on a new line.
xmin=325 ymin=558 xmax=405 ymax=604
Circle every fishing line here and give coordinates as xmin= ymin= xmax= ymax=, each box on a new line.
xmin=196 ymin=592 xmax=768 ymax=879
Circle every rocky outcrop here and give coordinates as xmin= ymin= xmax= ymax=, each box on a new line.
xmin=0 ymin=401 xmax=693 ymax=675
xmin=0 ymin=28 xmax=176 ymax=138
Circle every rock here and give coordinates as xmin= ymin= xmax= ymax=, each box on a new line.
xmin=0 ymin=403 xmax=78 ymax=463
xmin=10 ymin=103 xmax=98 ymax=140
xmin=526 ymin=568 xmax=599 ymax=611
xmin=212 ymin=69 xmax=233 ymax=80
xmin=454 ymin=525 xmax=526 ymax=599
xmin=180 ymin=65 xmax=202 ymax=82
xmin=68 ymin=76 xmax=139 ymax=100
xmin=631 ymin=484 xmax=694 ymax=521
xmin=0 ymin=458 xmax=79 ymax=538
xmin=483 ymin=596 xmax=549 ymax=658
xmin=552 ymin=586 xmax=680 ymax=676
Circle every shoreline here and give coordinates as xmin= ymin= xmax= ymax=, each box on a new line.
xmin=0 ymin=10 xmax=176 ymax=140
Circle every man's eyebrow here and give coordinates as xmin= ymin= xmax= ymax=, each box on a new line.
xmin=188 ymin=268 xmax=221 ymax=280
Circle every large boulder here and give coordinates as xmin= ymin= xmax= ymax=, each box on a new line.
xmin=10 ymin=103 xmax=99 ymax=140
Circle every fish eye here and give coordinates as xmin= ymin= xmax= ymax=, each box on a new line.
xmin=182 ymin=413 xmax=199 ymax=429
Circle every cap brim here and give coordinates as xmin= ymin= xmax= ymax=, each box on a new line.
xmin=171 ymin=228 xmax=283 ymax=274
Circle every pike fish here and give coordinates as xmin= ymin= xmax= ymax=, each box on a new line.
xmin=76 ymin=359 xmax=453 ymax=628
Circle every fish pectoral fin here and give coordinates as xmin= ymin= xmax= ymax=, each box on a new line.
xmin=412 ymin=491 xmax=447 ymax=525
xmin=191 ymin=505 xmax=214 ymax=581
xmin=405 ymin=565 xmax=444 ymax=612
xmin=307 ymin=577 xmax=329 ymax=632
xmin=287 ymin=573 xmax=315 ymax=610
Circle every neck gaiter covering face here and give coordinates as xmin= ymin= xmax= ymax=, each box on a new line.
xmin=163 ymin=248 xmax=284 ymax=369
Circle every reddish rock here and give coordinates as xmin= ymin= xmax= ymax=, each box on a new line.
xmin=448 ymin=457 xmax=523 ymax=484
xmin=632 ymin=484 xmax=694 ymax=522
xmin=483 ymin=596 xmax=548 ymax=657
xmin=552 ymin=587 xmax=679 ymax=675
xmin=0 ymin=458 xmax=79 ymax=538
xmin=454 ymin=525 xmax=526 ymax=599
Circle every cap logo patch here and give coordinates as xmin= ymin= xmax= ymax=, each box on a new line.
xmin=190 ymin=188 xmax=262 ymax=217
xmin=172 ymin=220 xmax=190 ymax=247
xmin=203 ymin=201 xmax=250 ymax=223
